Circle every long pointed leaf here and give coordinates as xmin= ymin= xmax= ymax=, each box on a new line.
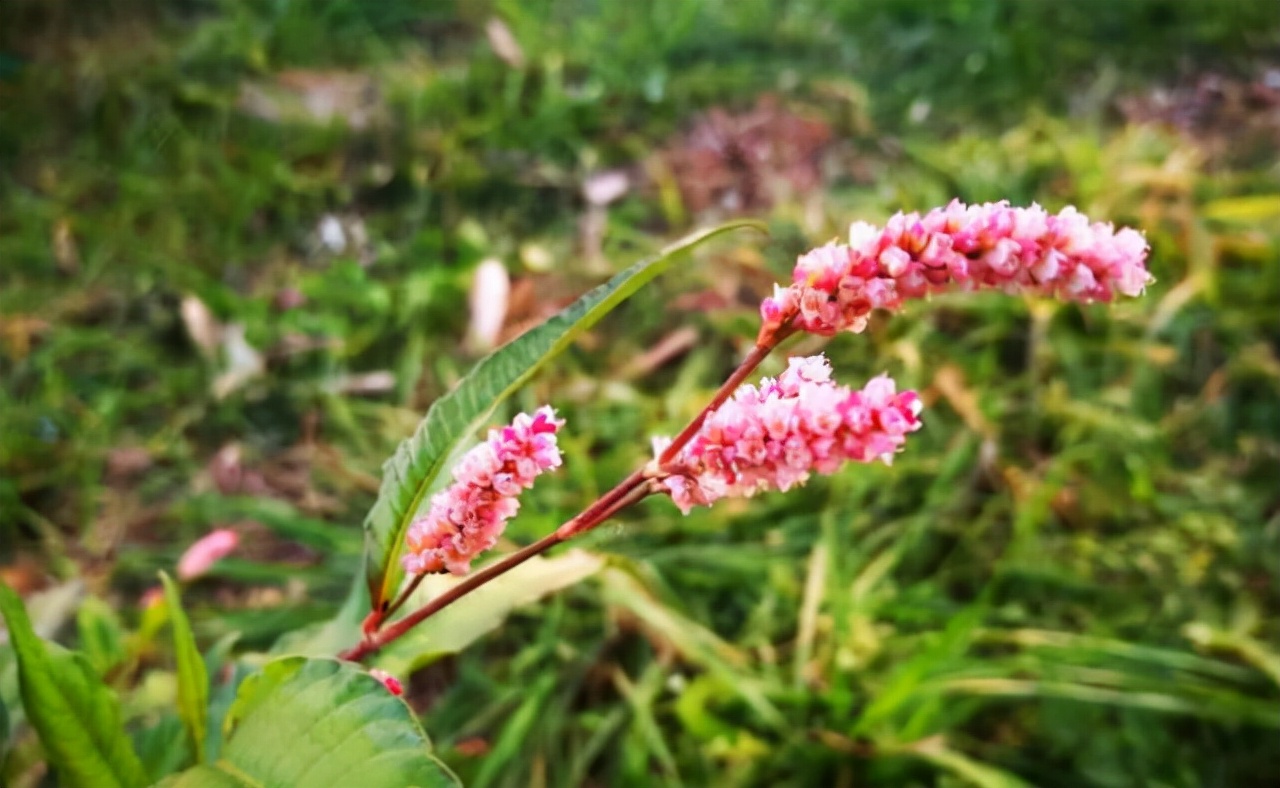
xmin=0 ymin=581 xmax=148 ymax=788
xmin=160 ymin=572 xmax=210 ymax=764
xmin=896 ymin=738 xmax=1034 ymax=788
xmin=362 ymin=220 xmax=764 ymax=610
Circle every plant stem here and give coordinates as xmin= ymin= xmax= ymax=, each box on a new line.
xmin=339 ymin=483 xmax=654 ymax=662
xmin=339 ymin=339 xmax=782 ymax=662
xmin=361 ymin=573 xmax=426 ymax=635
xmin=658 ymin=339 xmax=780 ymax=465
xmin=339 ymin=530 xmax=563 ymax=662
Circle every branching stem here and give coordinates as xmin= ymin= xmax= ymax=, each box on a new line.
xmin=339 ymin=333 xmax=787 ymax=662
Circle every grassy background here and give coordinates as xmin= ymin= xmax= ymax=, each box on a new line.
xmin=3 ymin=0 xmax=1280 ymax=785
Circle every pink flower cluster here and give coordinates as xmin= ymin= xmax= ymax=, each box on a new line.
xmin=402 ymin=406 xmax=564 ymax=575
xmin=658 ymin=356 xmax=922 ymax=513
xmin=760 ymin=200 xmax=1152 ymax=338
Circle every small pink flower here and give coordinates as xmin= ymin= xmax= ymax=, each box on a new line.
xmin=370 ymin=668 xmax=404 ymax=696
xmin=176 ymin=528 xmax=239 ymax=580
xmin=402 ymin=406 xmax=565 ymax=576
xmin=759 ymin=200 xmax=1152 ymax=340
xmin=657 ymin=356 xmax=922 ymax=513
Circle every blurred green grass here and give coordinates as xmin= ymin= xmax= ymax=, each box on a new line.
xmin=3 ymin=0 xmax=1280 ymax=786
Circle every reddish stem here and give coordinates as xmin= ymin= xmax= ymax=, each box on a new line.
xmin=658 ymin=339 xmax=781 ymax=465
xmin=339 ymin=338 xmax=784 ymax=662
xmin=339 ymin=530 xmax=563 ymax=662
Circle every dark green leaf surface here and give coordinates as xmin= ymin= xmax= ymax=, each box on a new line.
xmin=0 ymin=689 xmax=9 ymax=761
xmin=159 ymin=657 xmax=458 ymax=788
xmin=361 ymin=220 xmax=764 ymax=610
xmin=0 ymin=582 xmax=148 ymax=788
xmin=161 ymin=572 xmax=211 ymax=764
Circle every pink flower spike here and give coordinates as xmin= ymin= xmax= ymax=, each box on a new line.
xmin=402 ymin=406 xmax=565 ymax=576
xmin=656 ymin=355 xmax=922 ymax=512
xmin=176 ymin=528 xmax=239 ymax=581
xmin=765 ymin=201 xmax=1152 ymax=337
xmin=370 ymin=668 xmax=404 ymax=696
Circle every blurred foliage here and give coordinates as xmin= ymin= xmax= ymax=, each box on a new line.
xmin=2 ymin=0 xmax=1280 ymax=786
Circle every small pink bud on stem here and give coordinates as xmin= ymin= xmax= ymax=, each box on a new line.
xmin=370 ymin=668 xmax=404 ymax=696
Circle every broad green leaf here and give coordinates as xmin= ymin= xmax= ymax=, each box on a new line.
xmin=372 ymin=549 xmax=604 ymax=675
xmin=156 ymin=764 xmax=245 ymax=787
xmin=161 ymin=572 xmax=210 ymax=764
xmin=0 ymin=581 xmax=148 ymax=788
xmin=158 ymin=657 xmax=458 ymax=788
xmin=362 ymin=220 xmax=764 ymax=610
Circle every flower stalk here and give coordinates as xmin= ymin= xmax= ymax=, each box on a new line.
xmin=340 ymin=339 xmax=783 ymax=662
xmin=339 ymin=200 xmax=1151 ymax=664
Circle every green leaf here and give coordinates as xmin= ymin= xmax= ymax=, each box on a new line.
xmin=1 ymin=689 xmax=10 ymax=761
xmin=896 ymin=738 xmax=1034 ymax=788
xmin=1202 ymin=194 xmax=1280 ymax=225
xmin=161 ymin=572 xmax=211 ymax=764
xmin=599 ymin=567 xmax=783 ymax=729
xmin=158 ymin=657 xmax=459 ymax=788
xmin=76 ymin=595 xmax=127 ymax=678
xmin=0 ymin=643 xmax=19 ymax=747
xmin=0 ymin=581 xmax=148 ymax=788
xmin=156 ymin=764 xmax=246 ymax=787
xmin=362 ymin=220 xmax=764 ymax=611
xmin=372 ymin=549 xmax=605 ymax=675
xmin=269 ymin=573 xmax=367 ymax=658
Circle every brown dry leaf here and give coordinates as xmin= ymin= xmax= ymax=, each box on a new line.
xmin=0 ymin=554 xmax=50 ymax=595
xmin=330 ymin=370 xmax=397 ymax=395
xmin=497 ymin=274 xmax=579 ymax=346
xmin=52 ymin=218 xmax=81 ymax=274
xmin=660 ymin=94 xmax=833 ymax=217
xmin=454 ymin=738 xmax=491 ymax=758
xmin=1117 ymin=65 xmax=1280 ymax=167
xmin=105 ymin=446 xmax=153 ymax=483
xmin=0 ymin=314 xmax=50 ymax=359
xmin=932 ymin=364 xmax=995 ymax=439
xmin=620 ymin=327 xmax=700 ymax=380
xmin=204 ymin=443 xmax=265 ymax=496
